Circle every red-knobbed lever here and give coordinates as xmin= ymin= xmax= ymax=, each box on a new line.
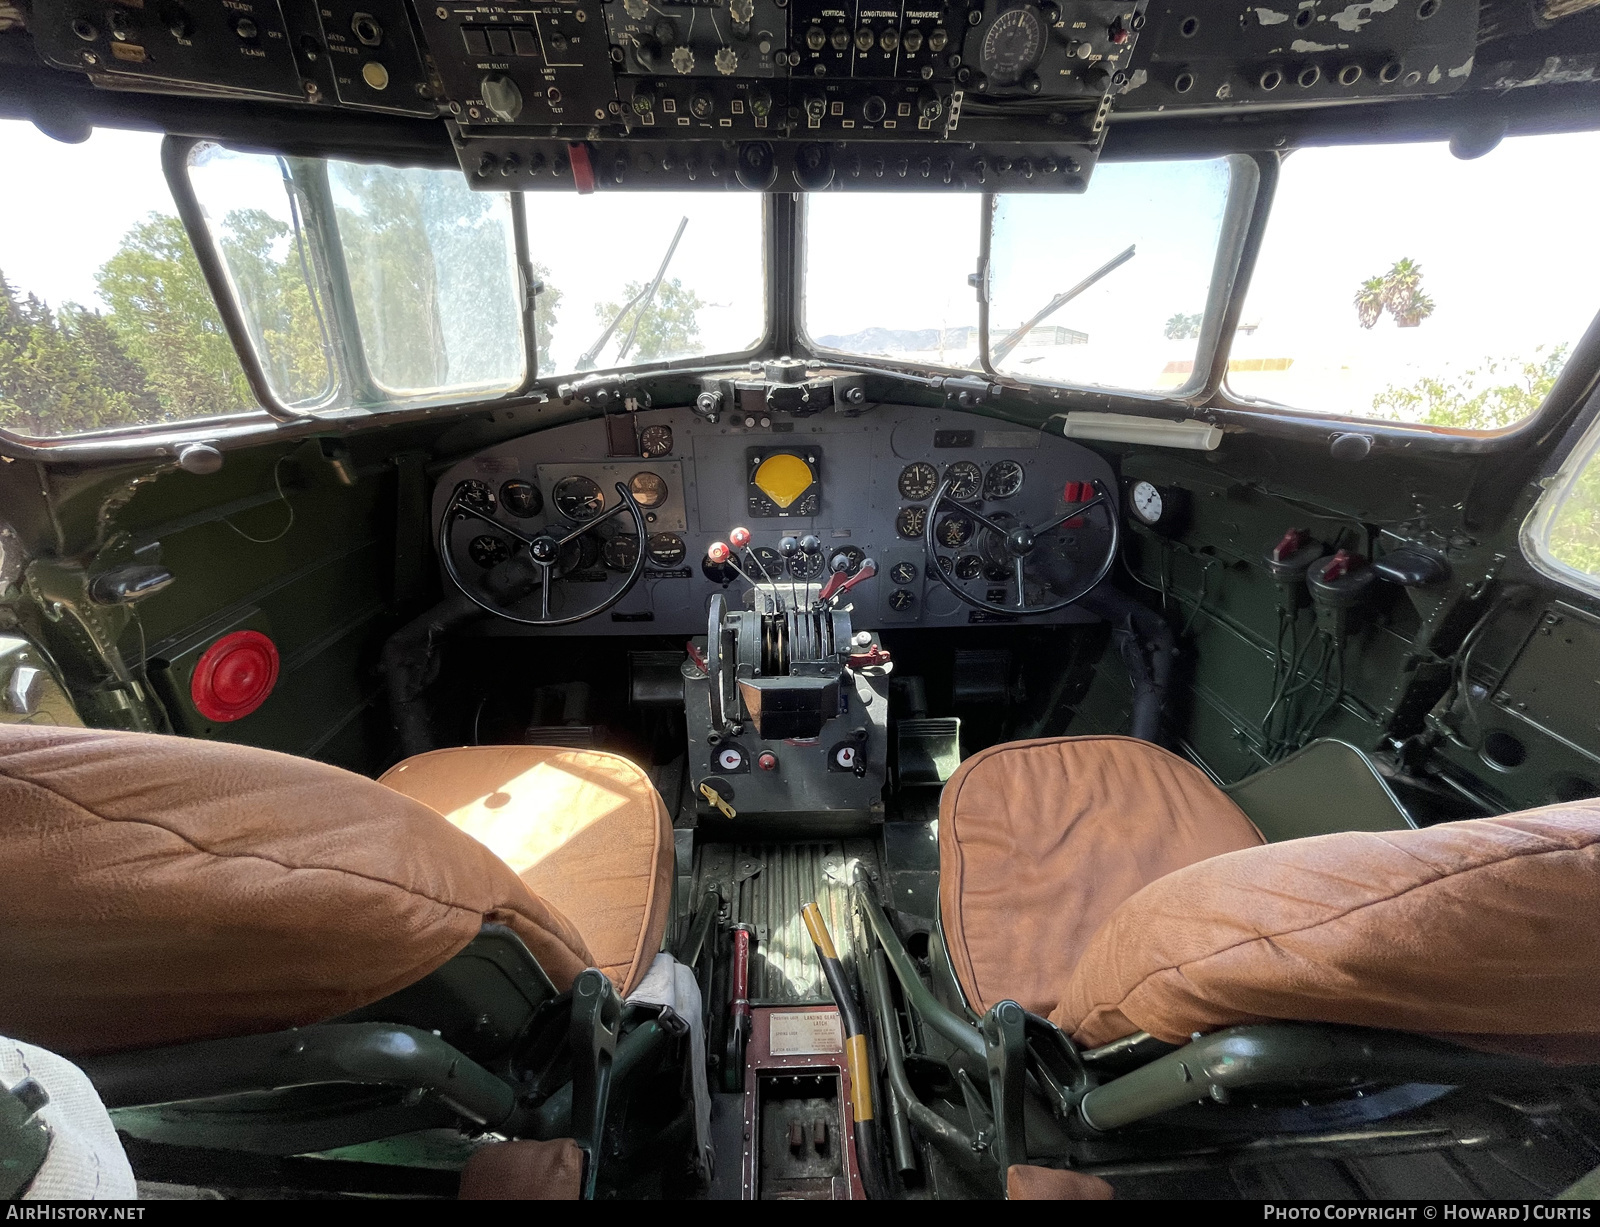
xmin=1271 ymin=528 xmax=1310 ymax=563
xmin=819 ymin=559 xmax=877 ymax=605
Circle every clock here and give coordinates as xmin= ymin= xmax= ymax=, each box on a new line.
xmin=1127 ymin=480 xmax=1189 ymax=535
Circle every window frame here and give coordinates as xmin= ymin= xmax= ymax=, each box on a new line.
xmin=793 ymin=154 xmax=1266 ymax=407
xmin=978 ymin=153 xmax=1264 ymax=404
xmin=1521 ymin=403 xmax=1600 ymax=602
xmin=1206 ymin=135 xmax=1600 ymax=449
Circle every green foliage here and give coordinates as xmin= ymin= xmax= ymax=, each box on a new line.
xmin=96 ymin=212 xmax=254 ymax=418
xmin=532 ymin=262 xmax=561 ymax=375
xmin=1354 ymin=257 xmax=1436 ymax=330
xmin=1164 ymin=312 xmax=1203 ymax=340
xmin=595 ymin=277 xmax=703 ymax=363
xmin=1548 ymin=445 xmax=1600 ymax=578
xmin=1371 ymin=344 xmax=1568 ymax=431
xmin=215 ymin=207 xmax=331 ymax=405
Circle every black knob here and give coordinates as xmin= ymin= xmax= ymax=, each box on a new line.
xmin=1023 ymin=71 xmax=1042 ymax=94
xmin=690 ymin=89 xmax=714 ymax=119
xmin=1085 ymin=63 xmax=1114 ymax=91
xmin=749 ymin=86 xmax=773 ymax=116
xmin=862 ymin=94 xmax=887 ymax=123
xmin=635 ymin=37 xmax=661 ymax=70
xmin=918 ymin=89 xmax=943 ymax=120
xmin=804 ymin=93 xmax=826 ymax=119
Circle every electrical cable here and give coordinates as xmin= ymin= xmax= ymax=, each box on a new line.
xmin=222 ymin=454 xmax=295 ymax=544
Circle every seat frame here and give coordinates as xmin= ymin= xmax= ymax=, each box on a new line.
xmin=76 ymin=921 xmax=701 ymax=1199
xmin=850 ymin=862 xmax=1600 ymax=1192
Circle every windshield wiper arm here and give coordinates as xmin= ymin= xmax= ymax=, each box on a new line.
xmin=576 ymin=216 xmax=689 ymax=371
xmin=989 ymin=243 xmax=1136 ymax=366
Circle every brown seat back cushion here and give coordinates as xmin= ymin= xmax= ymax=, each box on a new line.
xmin=0 ymin=725 xmax=594 ymax=1057
xmin=1054 ymin=805 xmax=1600 ymax=1050
xmin=380 ymin=745 xmax=673 ymax=998
xmin=941 ymin=736 xmax=1263 ymax=1017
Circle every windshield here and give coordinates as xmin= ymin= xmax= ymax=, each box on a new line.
xmin=525 ymin=192 xmax=766 ymax=376
xmin=804 ymin=157 xmax=1243 ymax=394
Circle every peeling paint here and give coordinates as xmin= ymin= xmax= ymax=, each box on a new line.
xmin=1427 ymin=64 xmax=1441 ymax=83
xmin=1254 ymin=6 xmax=1290 ymax=22
xmin=1489 ymin=54 xmax=1600 ymax=89
xmin=1291 ymin=37 xmax=1344 ymax=50
xmin=1216 ymin=81 xmax=1233 ymax=99
xmin=1447 ymin=54 xmax=1473 ymax=78
xmin=1328 ymin=0 xmax=1397 ymax=30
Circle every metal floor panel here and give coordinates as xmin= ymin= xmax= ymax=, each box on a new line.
xmin=693 ymin=840 xmax=878 ymax=1005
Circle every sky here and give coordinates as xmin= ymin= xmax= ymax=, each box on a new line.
xmin=4 ymin=120 xmax=1600 ymax=425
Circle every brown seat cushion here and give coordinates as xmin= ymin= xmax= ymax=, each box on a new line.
xmin=0 ymin=725 xmax=594 ymax=1057
xmin=380 ymin=745 xmax=673 ymax=997
xmin=1054 ymin=805 xmax=1600 ymax=1050
xmin=940 ymin=736 xmax=1263 ymax=1017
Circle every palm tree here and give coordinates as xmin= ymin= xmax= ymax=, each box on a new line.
xmin=1381 ymin=257 xmax=1423 ymax=319
xmin=1354 ymin=258 xmax=1434 ymax=329
xmin=1355 ymin=277 xmax=1386 ymax=329
xmin=1393 ymin=290 xmax=1435 ymax=329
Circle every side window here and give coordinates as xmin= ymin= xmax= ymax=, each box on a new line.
xmin=188 ymin=146 xmax=527 ymax=410
xmin=1229 ymin=133 xmax=1600 ymax=431
xmin=1524 ymin=415 xmax=1600 ymax=597
xmin=0 ymin=122 xmax=257 ymax=438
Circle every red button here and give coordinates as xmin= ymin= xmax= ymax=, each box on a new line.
xmin=758 ymin=751 xmax=779 ymax=771
xmin=191 ymin=630 xmax=279 ymax=722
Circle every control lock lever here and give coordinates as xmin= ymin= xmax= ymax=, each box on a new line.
xmin=820 ymin=558 xmax=877 ymax=607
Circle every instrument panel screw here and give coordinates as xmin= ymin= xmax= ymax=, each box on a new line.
xmin=435 ymin=5 xmax=447 ymax=16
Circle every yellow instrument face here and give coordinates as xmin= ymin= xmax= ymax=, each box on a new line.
xmin=752 ymin=453 xmax=815 ymax=510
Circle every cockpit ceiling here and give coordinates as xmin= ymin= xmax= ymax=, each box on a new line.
xmin=5 ymin=0 xmax=1596 ymax=194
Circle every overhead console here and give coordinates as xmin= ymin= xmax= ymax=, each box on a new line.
xmin=25 ymin=0 xmax=1481 ymax=193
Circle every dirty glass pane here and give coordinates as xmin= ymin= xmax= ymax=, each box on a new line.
xmin=0 ymin=122 xmax=258 ymax=438
xmin=189 ymin=144 xmax=337 ymax=408
xmin=805 ymin=194 xmax=982 ymax=367
xmin=330 ymin=162 xmax=524 ymax=396
xmin=1229 ymin=133 xmax=1600 ymax=431
xmin=523 ymin=192 xmax=765 ymax=376
xmin=988 ymin=157 xmax=1237 ymax=391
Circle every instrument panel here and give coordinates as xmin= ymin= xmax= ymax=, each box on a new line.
xmin=433 ymin=404 xmax=1117 ymax=634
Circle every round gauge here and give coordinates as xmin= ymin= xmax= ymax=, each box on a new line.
xmin=889 ymin=588 xmax=915 ymax=611
xmin=944 ymin=461 xmax=982 ymax=501
xmin=747 ymin=545 xmax=784 ymax=579
xmin=898 ymin=461 xmax=939 ymax=501
xmin=1130 ymin=480 xmax=1165 ymax=526
xmin=983 ymin=459 xmax=1025 ymax=500
xmin=717 ymin=745 xmax=745 ymax=771
xmin=553 ymin=475 xmax=606 ymax=522
xmin=889 ymin=561 xmax=917 ymax=585
xmin=499 ymin=479 xmax=542 ymax=518
xmin=790 ymin=550 xmax=826 ymax=580
xmin=647 ymin=532 xmax=687 ymax=566
xmin=895 ymin=506 xmax=928 ymax=539
xmin=640 ymin=425 xmax=674 ymax=458
xmin=980 ymin=6 xmax=1045 ymax=86
xmin=629 ymin=471 xmax=669 ymax=509
xmin=936 ymin=513 xmax=974 ymax=548
xmin=456 ymin=479 xmax=496 ymax=515
xmin=469 ymin=535 xmax=511 ymax=567
xmin=603 ymin=534 xmax=641 ymax=571
xmin=558 ymin=534 xmax=601 ymax=575
xmin=955 ymin=554 xmax=984 ymax=581
xmin=829 ymin=545 xmax=867 ymax=575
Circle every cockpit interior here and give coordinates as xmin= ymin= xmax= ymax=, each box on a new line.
xmin=3 ymin=0 xmax=1600 ymax=1203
